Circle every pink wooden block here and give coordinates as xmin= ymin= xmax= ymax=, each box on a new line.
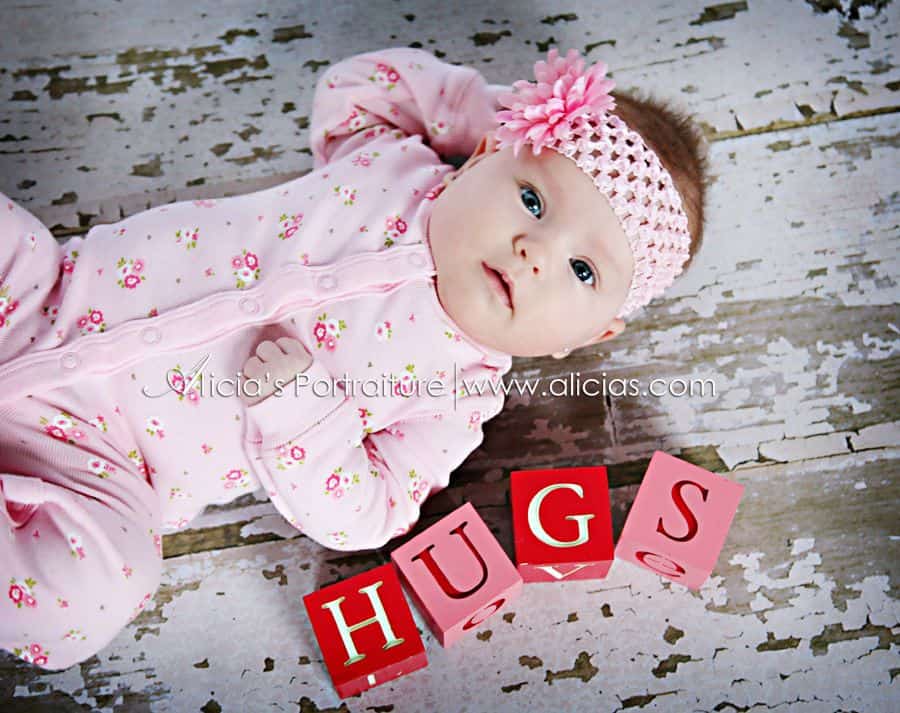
xmin=390 ymin=501 xmax=523 ymax=647
xmin=615 ymin=450 xmax=745 ymax=590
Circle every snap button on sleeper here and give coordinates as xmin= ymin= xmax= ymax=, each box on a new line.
xmin=239 ymin=297 xmax=260 ymax=314
xmin=60 ymin=352 xmax=80 ymax=370
xmin=408 ymin=253 xmax=426 ymax=268
xmin=140 ymin=326 xmax=161 ymax=344
xmin=317 ymin=275 xmax=338 ymax=291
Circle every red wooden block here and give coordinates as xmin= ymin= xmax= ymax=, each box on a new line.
xmin=615 ymin=450 xmax=745 ymax=590
xmin=510 ymin=466 xmax=614 ymax=582
xmin=303 ymin=563 xmax=427 ymax=698
xmin=391 ymin=502 xmax=523 ymax=647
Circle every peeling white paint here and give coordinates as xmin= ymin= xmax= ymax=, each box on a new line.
xmin=851 ymin=421 xmax=900 ymax=451
xmin=790 ymin=538 xmax=816 ymax=556
xmin=717 ymin=443 xmax=759 ymax=470
xmin=238 ymin=513 xmax=305 ymax=540
xmin=759 ymin=433 xmax=850 ymax=462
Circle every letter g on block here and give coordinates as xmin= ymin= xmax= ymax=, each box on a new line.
xmin=527 ymin=483 xmax=595 ymax=548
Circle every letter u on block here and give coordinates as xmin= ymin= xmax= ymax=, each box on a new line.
xmin=303 ymin=563 xmax=427 ymax=698
xmin=391 ymin=502 xmax=523 ymax=647
xmin=615 ymin=451 xmax=745 ymax=591
xmin=510 ymin=466 xmax=615 ymax=583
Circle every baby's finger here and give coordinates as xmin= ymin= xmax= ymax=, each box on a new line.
xmin=243 ymin=355 xmax=264 ymax=378
xmin=276 ymin=337 xmax=310 ymax=356
xmin=255 ymin=340 xmax=284 ymax=363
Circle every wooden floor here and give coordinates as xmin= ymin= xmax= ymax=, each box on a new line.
xmin=2 ymin=1 xmax=898 ymax=711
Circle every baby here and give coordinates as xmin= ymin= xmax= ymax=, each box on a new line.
xmin=0 ymin=47 xmax=709 ymax=670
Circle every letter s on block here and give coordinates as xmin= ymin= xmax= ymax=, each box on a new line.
xmin=657 ymin=479 xmax=709 ymax=543
xmin=527 ymin=483 xmax=595 ymax=548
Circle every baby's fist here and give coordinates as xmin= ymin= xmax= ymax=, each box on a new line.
xmin=240 ymin=337 xmax=313 ymax=406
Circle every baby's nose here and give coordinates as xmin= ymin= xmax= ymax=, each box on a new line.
xmin=518 ymin=238 xmax=549 ymax=275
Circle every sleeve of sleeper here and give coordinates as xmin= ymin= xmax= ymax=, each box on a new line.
xmin=309 ymin=46 xmax=508 ymax=168
xmin=241 ymin=356 xmax=507 ymax=551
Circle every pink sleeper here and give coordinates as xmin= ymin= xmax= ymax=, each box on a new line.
xmin=0 ymin=47 xmax=512 ymax=670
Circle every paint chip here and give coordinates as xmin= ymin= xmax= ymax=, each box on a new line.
xmin=790 ymin=537 xmax=815 ymax=556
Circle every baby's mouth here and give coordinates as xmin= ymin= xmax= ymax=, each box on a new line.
xmin=482 ymin=262 xmax=513 ymax=310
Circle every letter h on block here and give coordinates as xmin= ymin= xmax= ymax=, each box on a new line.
xmin=615 ymin=450 xmax=745 ymax=591
xmin=303 ymin=563 xmax=427 ymax=698
xmin=391 ymin=502 xmax=523 ymax=647
xmin=510 ymin=466 xmax=614 ymax=582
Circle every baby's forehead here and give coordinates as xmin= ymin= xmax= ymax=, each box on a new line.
xmin=495 ymin=145 xmax=606 ymax=214
xmin=512 ymin=149 xmax=568 ymax=195
xmin=510 ymin=147 xmax=543 ymax=167
xmin=499 ymin=147 xmax=554 ymax=181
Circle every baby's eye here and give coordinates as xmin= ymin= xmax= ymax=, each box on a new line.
xmin=520 ymin=186 xmax=543 ymax=218
xmin=571 ymin=258 xmax=595 ymax=287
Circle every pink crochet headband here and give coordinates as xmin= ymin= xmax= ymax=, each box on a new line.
xmin=494 ymin=47 xmax=691 ymax=320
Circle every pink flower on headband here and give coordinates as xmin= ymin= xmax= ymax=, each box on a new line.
xmin=495 ymin=48 xmax=617 ymax=157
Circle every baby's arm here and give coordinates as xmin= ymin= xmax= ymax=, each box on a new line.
xmin=240 ymin=342 xmax=506 ymax=551
xmin=309 ymin=47 xmax=507 ymax=168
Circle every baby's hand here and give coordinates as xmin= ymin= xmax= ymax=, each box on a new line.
xmin=240 ymin=337 xmax=313 ymax=406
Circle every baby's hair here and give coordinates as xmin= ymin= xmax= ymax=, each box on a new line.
xmin=609 ymin=89 xmax=712 ymax=273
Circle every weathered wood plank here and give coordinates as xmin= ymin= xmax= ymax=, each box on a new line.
xmin=2 ymin=449 xmax=897 ymax=711
xmin=2 ymin=0 xmax=898 ymax=214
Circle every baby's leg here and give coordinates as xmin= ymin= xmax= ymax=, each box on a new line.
xmin=0 ymin=396 xmax=163 ymax=671
xmin=0 ymin=191 xmax=67 ymax=364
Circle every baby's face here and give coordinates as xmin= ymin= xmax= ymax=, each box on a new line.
xmin=428 ymin=136 xmax=634 ymax=358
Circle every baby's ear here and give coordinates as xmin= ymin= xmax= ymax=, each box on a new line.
xmin=471 ymin=134 xmax=488 ymax=157
xmin=472 ymin=130 xmax=499 ymax=158
xmin=589 ymin=318 xmax=626 ymax=345
xmin=475 ymin=130 xmax=500 ymax=157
